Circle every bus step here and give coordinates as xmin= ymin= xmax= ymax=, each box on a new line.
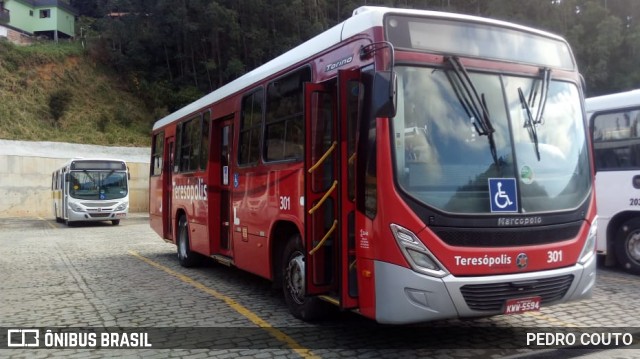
xmin=318 ymin=294 xmax=340 ymax=307
xmin=211 ymin=254 xmax=234 ymax=267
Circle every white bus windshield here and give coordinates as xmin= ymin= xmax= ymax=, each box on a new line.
xmin=69 ymin=171 xmax=128 ymax=200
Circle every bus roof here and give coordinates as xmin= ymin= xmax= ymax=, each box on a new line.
xmin=585 ymin=89 xmax=640 ymax=115
xmin=152 ymin=6 xmax=568 ymax=131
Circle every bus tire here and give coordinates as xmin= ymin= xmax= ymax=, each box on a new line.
xmin=112 ymin=219 xmax=120 ymax=226
xmin=177 ymin=215 xmax=201 ymax=267
xmin=282 ymin=235 xmax=327 ymax=321
xmin=614 ymin=218 xmax=640 ymax=274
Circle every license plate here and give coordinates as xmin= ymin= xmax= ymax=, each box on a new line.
xmin=504 ymin=296 xmax=541 ymax=314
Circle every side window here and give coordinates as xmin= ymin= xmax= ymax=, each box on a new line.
xmin=178 ymin=116 xmax=202 ymax=172
xmin=265 ymin=68 xmax=310 ymax=162
xmin=151 ymin=132 xmax=164 ymax=176
xmin=200 ymin=111 xmax=211 ymax=170
xmin=239 ymin=89 xmax=264 ymax=166
xmin=592 ymin=107 xmax=640 ymax=170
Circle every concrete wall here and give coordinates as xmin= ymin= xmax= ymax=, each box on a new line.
xmin=0 ymin=140 xmax=150 ymax=218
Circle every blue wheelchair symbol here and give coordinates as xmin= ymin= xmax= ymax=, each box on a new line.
xmin=488 ymin=178 xmax=517 ymax=213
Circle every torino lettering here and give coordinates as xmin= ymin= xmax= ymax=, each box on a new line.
xmin=173 ymin=178 xmax=207 ymax=202
xmin=325 ymin=55 xmax=353 ymax=72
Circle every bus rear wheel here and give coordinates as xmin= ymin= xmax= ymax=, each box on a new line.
xmin=177 ymin=215 xmax=201 ymax=267
xmin=282 ymin=235 xmax=327 ymax=321
xmin=615 ymin=218 xmax=640 ymax=274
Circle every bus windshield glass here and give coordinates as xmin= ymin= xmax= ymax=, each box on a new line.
xmin=392 ymin=65 xmax=590 ymax=214
xmin=385 ymin=15 xmax=575 ymax=70
xmin=69 ymin=171 xmax=128 ymax=200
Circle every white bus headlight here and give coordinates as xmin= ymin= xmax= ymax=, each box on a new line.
xmin=115 ymin=202 xmax=128 ymax=211
xmin=69 ymin=202 xmax=85 ymax=212
xmin=390 ymin=224 xmax=449 ymax=278
xmin=578 ymin=217 xmax=597 ymax=264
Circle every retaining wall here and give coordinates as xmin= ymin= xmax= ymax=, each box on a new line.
xmin=0 ymin=140 xmax=150 ymax=218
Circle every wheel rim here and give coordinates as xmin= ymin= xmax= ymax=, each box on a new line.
xmin=627 ymin=230 xmax=640 ymax=264
xmin=286 ymin=251 xmax=305 ymax=305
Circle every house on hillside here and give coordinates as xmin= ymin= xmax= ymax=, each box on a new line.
xmin=0 ymin=0 xmax=76 ymax=44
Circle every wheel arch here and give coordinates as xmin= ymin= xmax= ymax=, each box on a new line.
xmin=270 ymin=220 xmax=302 ymax=288
xmin=607 ymin=211 xmax=640 ymax=265
xmin=174 ymin=207 xmax=187 ymax=242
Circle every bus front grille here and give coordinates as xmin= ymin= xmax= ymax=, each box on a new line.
xmin=83 ymin=202 xmax=118 ymax=207
xmin=460 ymin=274 xmax=574 ymax=311
xmin=432 ymin=222 xmax=582 ymax=247
xmin=88 ymin=213 xmax=112 ymax=218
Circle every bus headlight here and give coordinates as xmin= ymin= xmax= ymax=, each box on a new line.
xmin=390 ymin=224 xmax=449 ymax=278
xmin=115 ymin=202 xmax=128 ymax=211
xmin=69 ymin=202 xmax=85 ymax=212
xmin=578 ymin=217 xmax=597 ymax=264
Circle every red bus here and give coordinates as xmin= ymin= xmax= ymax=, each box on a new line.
xmin=149 ymin=6 xmax=597 ymax=324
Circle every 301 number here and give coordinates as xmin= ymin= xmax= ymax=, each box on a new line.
xmin=279 ymin=196 xmax=291 ymax=211
xmin=547 ymin=250 xmax=563 ymax=263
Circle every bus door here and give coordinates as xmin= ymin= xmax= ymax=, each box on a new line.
xmin=210 ymin=116 xmax=234 ymax=257
xmin=62 ymin=169 xmax=69 ymax=220
xmin=304 ymin=69 xmax=361 ymax=309
xmin=163 ymin=136 xmax=175 ymax=239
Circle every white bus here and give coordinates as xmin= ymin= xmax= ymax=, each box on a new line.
xmin=52 ymin=158 xmax=130 ymax=226
xmin=586 ymin=89 xmax=640 ymax=274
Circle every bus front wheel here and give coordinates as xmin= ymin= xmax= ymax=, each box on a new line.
xmin=615 ymin=218 xmax=640 ymax=274
xmin=112 ymin=219 xmax=120 ymax=225
xmin=177 ymin=215 xmax=201 ymax=267
xmin=282 ymin=235 xmax=327 ymax=321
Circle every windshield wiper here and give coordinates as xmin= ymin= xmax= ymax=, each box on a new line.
xmin=518 ymin=88 xmax=541 ymax=161
xmin=445 ymin=56 xmax=499 ymax=170
xmin=518 ymin=67 xmax=551 ymax=161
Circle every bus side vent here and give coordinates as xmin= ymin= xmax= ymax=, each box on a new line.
xmin=460 ymin=274 xmax=574 ymax=311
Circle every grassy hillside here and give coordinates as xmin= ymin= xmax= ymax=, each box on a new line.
xmin=0 ymin=40 xmax=153 ymax=146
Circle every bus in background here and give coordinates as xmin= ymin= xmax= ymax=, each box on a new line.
xmin=149 ymin=6 xmax=596 ymax=324
xmin=586 ymin=89 xmax=640 ymax=274
xmin=52 ymin=158 xmax=130 ymax=226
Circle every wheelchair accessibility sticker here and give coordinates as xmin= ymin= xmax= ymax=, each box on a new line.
xmin=488 ymin=178 xmax=517 ymax=213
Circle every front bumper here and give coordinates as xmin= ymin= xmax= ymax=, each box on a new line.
xmin=374 ymin=254 xmax=596 ymax=324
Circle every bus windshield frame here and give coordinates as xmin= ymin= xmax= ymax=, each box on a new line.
xmin=69 ymin=170 xmax=129 ymax=200
xmin=391 ymin=64 xmax=591 ymax=214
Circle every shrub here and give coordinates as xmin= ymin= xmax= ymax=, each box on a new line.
xmin=48 ymin=89 xmax=72 ymax=126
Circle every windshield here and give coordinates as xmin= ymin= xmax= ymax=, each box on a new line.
xmin=69 ymin=171 xmax=128 ymax=200
xmin=393 ymin=65 xmax=590 ymax=214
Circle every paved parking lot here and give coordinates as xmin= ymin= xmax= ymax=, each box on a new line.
xmin=0 ymin=215 xmax=639 ymax=358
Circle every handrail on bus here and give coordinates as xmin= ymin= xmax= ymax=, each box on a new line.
xmin=308 ymin=180 xmax=338 ymax=215
xmin=307 ymin=141 xmax=337 ymax=174
xmin=309 ymin=219 xmax=338 ymax=255
xmin=348 ymin=152 xmax=356 ymax=165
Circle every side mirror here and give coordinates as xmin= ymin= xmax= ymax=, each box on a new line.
xmin=367 ymin=71 xmax=397 ymax=118
xmin=64 ymin=173 xmax=70 ymax=181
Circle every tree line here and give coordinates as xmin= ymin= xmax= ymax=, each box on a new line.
xmin=70 ymin=0 xmax=640 ymax=115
